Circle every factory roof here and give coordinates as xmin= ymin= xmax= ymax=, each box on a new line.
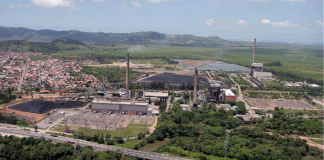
xmin=92 ymin=99 xmax=148 ymax=106
xmin=144 ymin=92 xmax=168 ymax=98
xmin=252 ymin=63 xmax=263 ymax=67
xmin=222 ymin=89 xmax=235 ymax=96
xmin=253 ymin=72 xmax=273 ymax=78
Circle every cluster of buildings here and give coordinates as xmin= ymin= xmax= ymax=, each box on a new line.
xmin=284 ymin=81 xmax=320 ymax=88
xmin=0 ymin=51 xmax=28 ymax=89
xmin=0 ymin=51 xmax=100 ymax=91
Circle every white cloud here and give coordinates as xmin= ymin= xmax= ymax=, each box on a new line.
xmin=261 ymin=19 xmax=298 ymax=28
xmin=238 ymin=20 xmax=248 ymax=26
xmin=30 ymin=0 xmax=77 ymax=10
xmin=131 ymin=1 xmax=141 ymax=7
xmin=93 ymin=0 xmax=105 ymax=2
xmin=122 ymin=6 xmax=133 ymax=10
xmin=261 ymin=19 xmax=271 ymax=24
xmin=206 ymin=19 xmax=215 ymax=26
xmin=315 ymin=21 xmax=323 ymax=27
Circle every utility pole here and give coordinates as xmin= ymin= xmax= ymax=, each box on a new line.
xmin=224 ymin=129 xmax=230 ymax=158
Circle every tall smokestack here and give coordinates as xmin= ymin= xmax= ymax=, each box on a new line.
xmin=126 ymin=52 xmax=130 ymax=99
xmin=193 ymin=68 xmax=198 ymax=103
xmin=253 ymin=38 xmax=256 ymax=64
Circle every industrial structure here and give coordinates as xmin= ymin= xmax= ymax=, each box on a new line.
xmin=193 ymin=68 xmax=198 ymax=103
xmin=91 ymin=99 xmax=149 ymax=115
xmin=250 ymin=38 xmax=274 ymax=87
xmin=126 ymin=52 xmax=130 ymax=99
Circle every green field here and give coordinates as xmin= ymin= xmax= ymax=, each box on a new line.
xmin=51 ymin=44 xmax=323 ymax=81
xmin=54 ymin=124 xmax=149 ymax=138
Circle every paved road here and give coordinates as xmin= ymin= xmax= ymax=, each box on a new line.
xmin=230 ymin=77 xmax=254 ymax=114
xmin=37 ymin=67 xmax=41 ymax=86
xmin=18 ymin=62 xmax=27 ymax=92
xmin=0 ymin=127 xmax=190 ymax=160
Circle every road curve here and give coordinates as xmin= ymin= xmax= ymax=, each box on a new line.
xmin=0 ymin=127 xmax=191 ymax=160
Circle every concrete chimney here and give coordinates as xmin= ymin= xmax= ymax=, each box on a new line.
xmin=126 ymin=52 xmax=130 ymax=99
xmin=193 ymin=68 xmax=198 ymax=103
xmin=253 ymin=38 xmax=256 ymax=64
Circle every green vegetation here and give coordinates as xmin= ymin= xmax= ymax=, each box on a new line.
xmin=54 ymin=124 xmax=149 ymax=138
xmin=0 ymin=39 xmax=88 ymax=53
xmin=233 ymin=77 xmax=250 ymax=86
xmin=29 ymin=55 xmax=48 ymax=61
xmin=0 ymin=135 xmax=136 ymax=160
xmin=309 ymin=139 xmax=323 ymax=145
xmin=146 ymin=103 xmax=323 ymax=160
xmin=0 ymin=88 xmax=16 ymax=104
xmin=256 ymin=108 xmax=323 ymax=136
xmin=0 ymin=112 xmax=27 ymax=126
xmin=81 ymin=66 xmax=140 ymax=83
xmin=218 ymin=46 xmax=323 ymax=82
xmin=114 ymin=139 xmax=143 ymax=149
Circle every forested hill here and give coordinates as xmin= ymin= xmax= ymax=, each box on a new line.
xmin=0 ymin=39 xmax=89 ymax=53
xmin=0 ymin=26 xmax=239 ymax=46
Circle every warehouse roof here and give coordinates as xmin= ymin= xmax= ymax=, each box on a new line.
xmin=144 ymin=92 xmax=168 ymax=98
xmin=222 ymin=89 xmax=235 ymax=96
xmin=253 ymin=72 xmax=273 ymax=78
xmin=92 ymin=100 xmax=148 ymax=106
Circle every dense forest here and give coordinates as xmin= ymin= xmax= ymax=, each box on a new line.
xmin=132 ymin=103 xmax=324 ymax=160
xmin=0 ymin=135 xmax=136 ymax=160
xmin=256 ymin=107 xmax=323 ymax=136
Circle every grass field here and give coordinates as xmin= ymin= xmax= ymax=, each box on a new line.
xmin=51 ymin=44 xmax=323 ymax=81
xmin=54 ymin=124 xmax=149 ymax=138
xmin=114 ymin=139 xmax=143 ymax=149
xmin=309 ymin=139 xmax=323 ymax=145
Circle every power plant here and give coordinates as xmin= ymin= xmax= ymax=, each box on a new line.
xmin=250 ymin=38 xmax=274 ymax=87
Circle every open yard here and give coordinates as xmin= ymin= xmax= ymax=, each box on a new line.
xmin=53 ymin=124 xmax=149 ymax=138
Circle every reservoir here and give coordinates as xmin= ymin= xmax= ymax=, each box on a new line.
xmin=176 ymin=59 xmax=250 ymax=72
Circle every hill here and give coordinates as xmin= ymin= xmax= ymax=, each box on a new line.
xmin=0 ymin=38 xmax=88 ymax=53
xmin=0 ymin=26 xmax=238 ymax=46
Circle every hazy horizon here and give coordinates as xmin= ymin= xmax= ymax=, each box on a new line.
xmin=1 ymin=0 xmax=323 ymax=43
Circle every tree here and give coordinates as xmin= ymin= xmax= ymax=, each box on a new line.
xmin=237 ymin=106 xmax=247 ymax=115
xmin=114 ymin=137 xmax=124 ymax=144
xmin=34 ymin=125 xmax=38 ymax=132
xmin=137 ymin=133 xmax=145 ymax=140
xmin=98 ymin=133 xmax=104 ymax=144
xmin=92 ymin=134 xmax=98 ymax=142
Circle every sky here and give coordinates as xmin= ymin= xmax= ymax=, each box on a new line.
xmin=0 ymin=0 xmax=323 ymax=43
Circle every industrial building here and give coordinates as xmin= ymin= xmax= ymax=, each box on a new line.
xmin=91 ymin=99 xmax=149 ymax=115
xmin=250 ymin=38 xmax=274 ymax=86
xmin=222 ymin=89 xmax=236 ymax=102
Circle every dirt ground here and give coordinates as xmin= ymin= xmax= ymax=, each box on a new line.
xmin=2 ymin=108 xmax=45 ymax=122
xmin=181 ymin=60 xmax=219 ymax=67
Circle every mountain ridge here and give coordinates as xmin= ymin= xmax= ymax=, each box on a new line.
xmin=0 ymin=26 xmax=238 ymax=46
